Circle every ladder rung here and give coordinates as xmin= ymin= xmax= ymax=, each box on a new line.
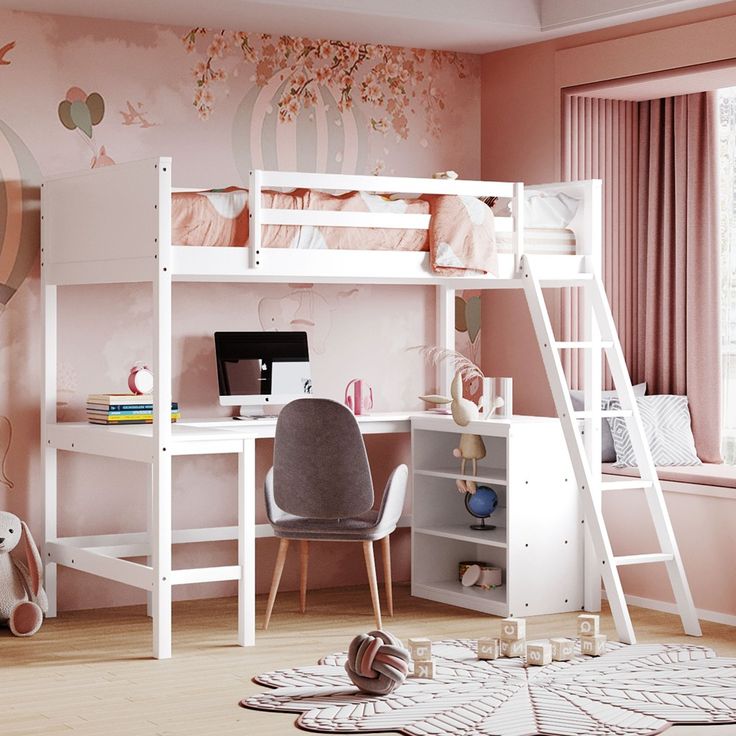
xmin=537 ymin=274 xmax=594 ymax=288
xmin=554 ymin=341 xmax=614 ymax=349
xmin=613 ymin=553 xmax=674 ymax=566
xmin=574 ymin=410 xmax=632 ymax=419
xmin=601 ymin=480 xmax=654 ymax=491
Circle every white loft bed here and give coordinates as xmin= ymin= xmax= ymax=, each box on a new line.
xmin=40 ymin=158 xmax=605 ymax=658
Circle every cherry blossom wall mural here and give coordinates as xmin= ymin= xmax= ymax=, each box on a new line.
xmin=182 ymin=28 xmax=476 ymax=178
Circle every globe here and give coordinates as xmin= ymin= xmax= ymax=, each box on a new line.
xmin=464 ymin=486 xmax=499 ymax=531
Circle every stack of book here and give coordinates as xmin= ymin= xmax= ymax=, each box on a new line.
xmin=87 ymin=394 xmax=181 ymax=425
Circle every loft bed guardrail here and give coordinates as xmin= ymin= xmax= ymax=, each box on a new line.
xmin=41 ymin=158 xmax=598 ymax=289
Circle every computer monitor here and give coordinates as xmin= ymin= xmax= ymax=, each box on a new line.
xmin=214 ymin=331 xmax=312 ymax=418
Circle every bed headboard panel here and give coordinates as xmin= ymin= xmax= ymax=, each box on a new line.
xmin=42 ymin=157 xmax=171 ymax=284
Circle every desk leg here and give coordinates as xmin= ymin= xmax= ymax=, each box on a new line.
xmin=152 ymin=452 xmax=172 ymax=659
xmin=238 ymin=439 xmax=256 ymax=647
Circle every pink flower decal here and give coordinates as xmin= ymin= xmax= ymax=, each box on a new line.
xmin=181 ymin=27 xmax=475 ymax=138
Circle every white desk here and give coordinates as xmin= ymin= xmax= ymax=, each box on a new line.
xmin=44 ymin=412 xmax=418 ymax=659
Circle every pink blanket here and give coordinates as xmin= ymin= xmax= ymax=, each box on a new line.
xmin=424 ymin=194 xmax=498 ymax=276
xmin=171 ymin=187 xmax=497 ymax=275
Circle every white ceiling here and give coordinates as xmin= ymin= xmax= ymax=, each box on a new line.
xmin=1 ymin=0 xmax=732 ymax=53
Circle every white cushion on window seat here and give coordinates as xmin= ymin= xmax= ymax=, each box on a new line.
xmin=602 ymin=462 xmax=736 ymax=489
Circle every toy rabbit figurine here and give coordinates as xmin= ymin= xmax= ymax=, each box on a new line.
xmin=453 ymin=435 xmax=486 ymax=494
xmin=420 ymin=371 xmax=479 ymax=426
xmin=0 ymin=511 xmax=48 ymax=636
xmin=421 ymin=370 xmax=504 ymax=495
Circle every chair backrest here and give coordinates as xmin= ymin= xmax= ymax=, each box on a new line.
xmin=273 ymin=398 xmax=374 ymax=519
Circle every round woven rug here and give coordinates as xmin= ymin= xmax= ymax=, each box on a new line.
xmin=241 ymin=639 xmax=736 ymax=735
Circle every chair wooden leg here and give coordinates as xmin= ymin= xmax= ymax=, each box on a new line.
xmin=264 ymin=538 xmax=290 ymax=631
xmin=381 ymin=535 xmax=394 ymax=617
xmin=299 ymin=540 xmax=309 ymax=614
xmin=362 ymin=540 xmax=382 ymax=630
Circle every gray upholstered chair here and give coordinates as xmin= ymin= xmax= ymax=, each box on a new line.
xmin=263 ymin=398 xmax=408 ymax=630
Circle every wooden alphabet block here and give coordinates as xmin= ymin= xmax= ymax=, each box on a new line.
xmin=500 ymin=637 xmax=526 ymax=658
xmin=550 ymin=637 xmax=575 ymax=661
xmin=580 ymin=633 xmax=607 ymax=656
xmin=411 ymin=659 xmax=435 ymax=679
xmin=408 ymin=638 xmax=432 ymax=662
xmin=477 ymin=637 xmax=500 ymax=660
xmin=500 ymin=617 xmax=526 ymax=641
xmin=526 ymin=641 xmax=552 ymax=666
xmin=577 ymin=614 xmax=600 ymax=637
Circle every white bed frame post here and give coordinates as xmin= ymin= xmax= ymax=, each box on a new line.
xmin=248 ymin=169 xmax=263 ymax=270
xmin=145 ymin=468 xmax=153 ymax=618
xmin=40 ymin=181 xmax=58 ymax=618
xmin=580 ymin=180 xmax=603 ymax=612
xmin=152 ymin=159 xmax=173 ymax=659
xmin=512 ymin=182 xmax=525 ymax=273
xmin=436 ymin=286 xmax=455 ymax=394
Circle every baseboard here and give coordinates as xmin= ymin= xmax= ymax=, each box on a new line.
xmin=602 ymin=590 xmax=736 ymax=627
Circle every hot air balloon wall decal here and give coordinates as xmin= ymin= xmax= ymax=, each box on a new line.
xmin=57 ymin=87 xmax=114 ymax=169
xmin=0 ymin=119 xmax=41 ymax=318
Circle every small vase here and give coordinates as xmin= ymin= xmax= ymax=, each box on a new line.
xmin=495 ymin=377 xmax=513 ymax=417
xmin=481 ymin=377 xmax=493 ymax=419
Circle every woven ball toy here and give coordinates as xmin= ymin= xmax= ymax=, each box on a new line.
xmin=344 ymin=629 xmax=410 ymax=695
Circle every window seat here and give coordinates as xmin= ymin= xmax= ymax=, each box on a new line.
xmin=602 ymin=463 xmax=736 ymax=490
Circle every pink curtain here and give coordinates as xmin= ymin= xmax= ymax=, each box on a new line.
xmin=563 ymin=97 xmax=640 ymax=389
xmin=564 ymin=92 xmax=721 ymax=463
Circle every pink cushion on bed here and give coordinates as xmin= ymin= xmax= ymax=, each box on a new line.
xmin=602 ymin=462 xmax=736 ymax=489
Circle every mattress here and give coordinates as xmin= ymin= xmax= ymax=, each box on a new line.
xmin=171 ymin=187 xmax=576 ymax=256
xmin=171 ymin=187 xmax=428 ymax=251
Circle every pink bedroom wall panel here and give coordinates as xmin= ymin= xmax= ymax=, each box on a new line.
xmin=0 ymin=9 xmax=480 ymax=612
xmin=604 ymin=491 xmax=736 ymax=618
xmin=481 ymin=1 xmax=736 ymax=620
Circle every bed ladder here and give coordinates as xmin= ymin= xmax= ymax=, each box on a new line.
xmin=519 ymin=255 xmax=701 ymax=644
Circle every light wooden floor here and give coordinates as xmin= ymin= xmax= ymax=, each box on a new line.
xmin=5 ymin=585 xmax=736 ymax=736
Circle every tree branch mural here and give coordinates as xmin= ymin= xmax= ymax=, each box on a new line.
xmin=182 ymin=28 xmax=472 ymax=141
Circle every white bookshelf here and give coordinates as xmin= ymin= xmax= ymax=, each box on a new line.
xmin=410 ymin=414 xmax=583 ymax=618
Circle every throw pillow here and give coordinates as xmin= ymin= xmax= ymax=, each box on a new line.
xmin=570 ymin=383 xmax=647 ymax=463
xmin=607 ymin=395 xmax=701 ymax=468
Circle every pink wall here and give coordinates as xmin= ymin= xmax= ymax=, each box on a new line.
xmin=0 ymin=10 xmax=481 ymax=611
xmin=480 ymin=2 xmax=736 ymax=619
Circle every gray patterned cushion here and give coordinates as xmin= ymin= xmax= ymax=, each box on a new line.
xmin=570 ymin=383 xmax=646 ymax=462
xmin=607 ymin=395 xmax=701 ymax=468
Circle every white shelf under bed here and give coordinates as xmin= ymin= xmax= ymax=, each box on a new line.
xmin=413 ymin=520 xmax=508 ymax=548
xmin=413 ymin=466 xmax=507 ymax=486
xmin=412 ymin=579 xmax=507 ymax=616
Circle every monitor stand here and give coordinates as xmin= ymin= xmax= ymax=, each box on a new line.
xmin=234 ymin=405 xmax=280 ymax=420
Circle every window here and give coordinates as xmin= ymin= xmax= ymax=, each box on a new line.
xmin=718 ymin=88 xmax=736 ymax=464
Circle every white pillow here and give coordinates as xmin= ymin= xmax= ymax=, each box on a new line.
xmin=607 ymin=395 xmax=701 ymax=468
xmin=525 ymin=191 xmax=580 ymax=228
